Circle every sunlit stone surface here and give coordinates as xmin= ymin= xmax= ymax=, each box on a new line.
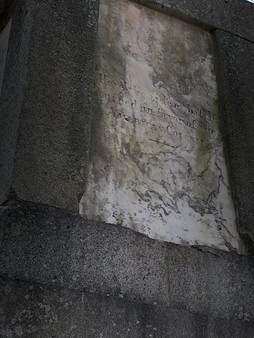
xmin=80 ymin=0 xmax=244 ymax=252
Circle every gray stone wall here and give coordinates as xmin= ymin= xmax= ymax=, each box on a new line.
xmin=214 ymin=30 xmax=254 ymax=247
xmin=1 ymin=276 xmax=254 ymax=337
xmin=0 ymin=0 xmax=100 ymax=211
xmin=1 ymin=202 xmax=254 ymax=336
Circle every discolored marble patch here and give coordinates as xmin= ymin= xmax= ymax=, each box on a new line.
xmin=80 ymin=0 xmax=244 ymax=253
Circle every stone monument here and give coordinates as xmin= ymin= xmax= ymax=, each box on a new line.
xmin=80 ymin=0 xmax=243 ymax=253
xmin=1 ymin=0 xmax=254 ymax=336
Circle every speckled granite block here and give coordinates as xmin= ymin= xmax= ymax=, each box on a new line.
xmin=213 ymin=30 xmax=254 ymax=248
xmin=0 ymin=0 xmax=100 ymax=211
xmin=1 ymin=277 xmax=254 ymax=338
xmin=1 ymin=202 xmax=254 ymax=321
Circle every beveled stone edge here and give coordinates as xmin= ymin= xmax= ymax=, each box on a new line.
xmin=131 ymin=0 xmax=254 ymax=43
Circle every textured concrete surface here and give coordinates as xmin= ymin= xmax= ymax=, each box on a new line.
xmin=0 ymin=0 xmax=100 ymax=211
xmin=1 ymin=202 xmax=254 ymax=322
xmin=1 ymin=277 xmax=254 ymax=338
xmin=213 ymin=30 xmax=254 ymax=249
xmin=134 ymin=0 xmax=254 ymax=42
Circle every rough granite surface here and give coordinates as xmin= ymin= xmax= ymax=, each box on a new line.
xmin=0 ymin=0 xmax=100 ymax=211
xmin=1 ymin=202 xmax=254 ymax=322
xmin=1 ymin=277 xmax=254 ymax=338
xmin=213 ymin=30 xmax=254 ymax=248
xmin=0 ymin=0 xmax=33 ymax=206
xmin=134 ymin=0 xmax=254 ymax=42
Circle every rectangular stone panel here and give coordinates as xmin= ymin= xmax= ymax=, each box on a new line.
xmin=80 ymin=0 xmax=244 ymax=252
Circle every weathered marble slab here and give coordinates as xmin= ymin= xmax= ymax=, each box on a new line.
xmin=80 ymin=0 xmax=244 ymax=252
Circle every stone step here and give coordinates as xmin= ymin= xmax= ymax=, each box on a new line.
xmin=1 ymin=276 xmax=254 ymax=338
xmin=1 ymin=201 xmax=254 ymax=322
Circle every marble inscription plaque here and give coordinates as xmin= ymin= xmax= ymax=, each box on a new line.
xmin=80 ymin=0 xmax=243 ymax=252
